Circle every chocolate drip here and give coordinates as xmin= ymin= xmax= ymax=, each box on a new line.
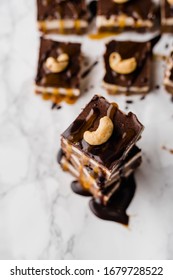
xmin=81 ymin=61 xmax=98 ymax=79
xmin=89 ymin=175 xmax=136 ymax=225
xmin=57 ymin=149 xmax=64 ymax=164
xmin=88 ymin=0 xmax=97 ymax=22
xmin=71 ymin=181 xmax=92 ymax=196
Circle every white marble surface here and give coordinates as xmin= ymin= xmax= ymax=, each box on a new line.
xmin=0 ymin=0 xmax=173 ymax=260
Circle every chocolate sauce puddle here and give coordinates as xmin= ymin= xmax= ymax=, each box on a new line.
xmin=81 ymin=61 xmax=98 ymax=79
xmin=71 ymin=181 xmax=92 ymax=196
xmin=89 ymin=175 xmax=136 ymax=225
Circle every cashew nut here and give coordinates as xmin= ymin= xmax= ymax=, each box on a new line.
xmin=167 ymin=0 xmax=173 ymax=4
xmin=113 ymin=0 xmax=129 ymax=3
xmin=109 ymin=52 xmax=137 ymax=74
xmin=45 ymin=53 xmax=69 ymax=73
xmin=83 ymin=116 xmax=114 ymax=146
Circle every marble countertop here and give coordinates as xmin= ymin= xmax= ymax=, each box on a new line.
xmin=0 ymin=0 xmax=173 ymax=260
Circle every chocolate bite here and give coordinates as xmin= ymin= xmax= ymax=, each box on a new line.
xmin=161 ymin=0 xmax=173 ymax=33
xmin=164 ymin=50 xmax=173 ymax=94
xmin=37 ymin=0 xmax=88 ymax=34
xmin=59 ymin=95 xmax=144 ymax=224
xmin=35 ymin=38 xmax=81 ymax=104
xmin=96 ymin=0 xmax=158 ymax=32
xmin=103 ymin=40 xmax=151 ymax=95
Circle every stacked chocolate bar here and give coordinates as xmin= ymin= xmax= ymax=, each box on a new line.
xmin=35 ymin=38 xmax=81 ymax=104
xmin=96 ymin=0 xmax=158 ymax=33
xmin=161 ymin=0 xmax=173 ymax=33
xmin=59 ymin=95 xmax=144 ymax=224
xmin=103 ymin=40 xmax=152 ymax=95
xmin=37 ymin=0 xmax=88 ymax=34
xmin=164 ymin=50 xmax=173 ymax=94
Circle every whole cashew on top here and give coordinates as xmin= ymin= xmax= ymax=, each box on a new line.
xmin=83 ymin=116 xmax=114 ymax=145
xmin=45 ymin=53 xmax=69 ymax=73
xmin=113 ymin=0 xmax=129 ymax=3
xmin=109 ymin=52 xmax=137 ymax=75
xmin=167 ymin=0 xmax=173 ymax=4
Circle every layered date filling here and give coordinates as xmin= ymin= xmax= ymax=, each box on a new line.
xmin=35 ymin=38 xmax=81 ymax=104
xmin=37 ymin=0 xmax=88 ymax=34
xmin=38 ymin=19 xmax=88 ymax=33
xmin=96 ymin=15 xmax=153 ymax=30
xmin=96 ymin=0 xmax=157 ymax=31
xmin=103 ymin=40 xmax=151 ymax=94
xmin=59 ymin=145 xmax=142 ymax=205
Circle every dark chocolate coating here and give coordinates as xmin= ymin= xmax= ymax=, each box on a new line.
xmin=37 ymin=0 xmax=88 ymax=21
xmin=89 ymin=174 xmax=136 ymax=225
xmin=35 ymin=38 xmax=81 ymax=89
xmin=162 ymin=0 xmax=173 ymax=19
xmin=62 ymin=95 xmax=144 ymax=172
xmin=97 ymin=0 xmax=157 ymax=21
xmin=103 ymin=40 xmax=151 ymax=90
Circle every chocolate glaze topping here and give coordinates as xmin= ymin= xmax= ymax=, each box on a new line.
xmin=62 ymin=95 xmax=144 ymax=173
xmin=98 ymin=0 xmax=157 ymax=21
xmin=35 ymin=38 xmax=81 ymax=89
xmin=37 ymin=0 xmax=88 ymax=21
xmin=104 ymin=40 xmax=151 ymax=89
xmin=163 ymin=0 xmax=173 ymax=18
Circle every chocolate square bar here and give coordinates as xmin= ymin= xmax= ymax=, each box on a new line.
xmin=96 ymin=0 xmax=158 ymax=32
xmin=61 ymin=95 xmax=144 ymax=176
xmin=59 ymin=95 xmax=144 ymax=224
xmin=161 ymin=0 xmax=173 ymax=33
xmin=35 ymin=38 xmax=81 ymax=104
xmin=37 ymin=0 xmax=88 ymax=34
xmin=103 ymin=40 xmax=151 ymax=95
xmin=164 ymin=50 xmax=173 ymax=94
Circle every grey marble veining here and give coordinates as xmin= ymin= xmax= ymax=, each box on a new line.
xmin=0 ymin=0 xmax=173 ymax=260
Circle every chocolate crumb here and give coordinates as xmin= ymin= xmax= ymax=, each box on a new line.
xmin=126 ymin=100 xmax=133 ymax=104
xmin=165 ymin=44 xmax=169 ymax=49
xmin=171 ymin=96 xmax=173 ymax=103
xmin=162 ymin=146 xmax=173 ymax=154
xmin=155 ymin=85 xmax=160 ymax=89
xmin=140 ymin=95 xmax=146 ymax=101
xmin=51 ymin=103 xmax=62 ymax=110
xmin=81 ymin=61 xmax=98 ymax=79
xmin=125 ymin=106 xmax=129 ymax=110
